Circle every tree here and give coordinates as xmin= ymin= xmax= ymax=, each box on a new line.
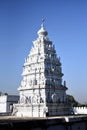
xmin=67 ymin=94 xmax=80 ymax=107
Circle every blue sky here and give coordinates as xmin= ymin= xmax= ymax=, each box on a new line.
xmin=0 ymin=0 xmax=87 ymax=103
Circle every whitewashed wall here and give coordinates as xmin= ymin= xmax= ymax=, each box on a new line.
xmin=0 ymin=95 xmax=7 ymax=112
xmin=73 ymin=107 xmax=87 ymax=114
xmin=0 ymin=95 xmax=19 ymax=113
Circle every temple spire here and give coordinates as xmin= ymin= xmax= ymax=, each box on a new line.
xmin=13 ymin=20 xmax=72 ymax=117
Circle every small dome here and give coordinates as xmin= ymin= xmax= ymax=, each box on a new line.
xmin=37 ymin=26 xmax=48 ymax=37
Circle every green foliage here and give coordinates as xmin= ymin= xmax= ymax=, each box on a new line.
xmin=67 ymin=94 xmax=80 ymax=107
xmin=67 ymin=94 xmax=87 ymax=107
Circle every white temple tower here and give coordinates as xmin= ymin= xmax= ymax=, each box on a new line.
xmin=13 ymin=20 xmax=72 ymax=117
